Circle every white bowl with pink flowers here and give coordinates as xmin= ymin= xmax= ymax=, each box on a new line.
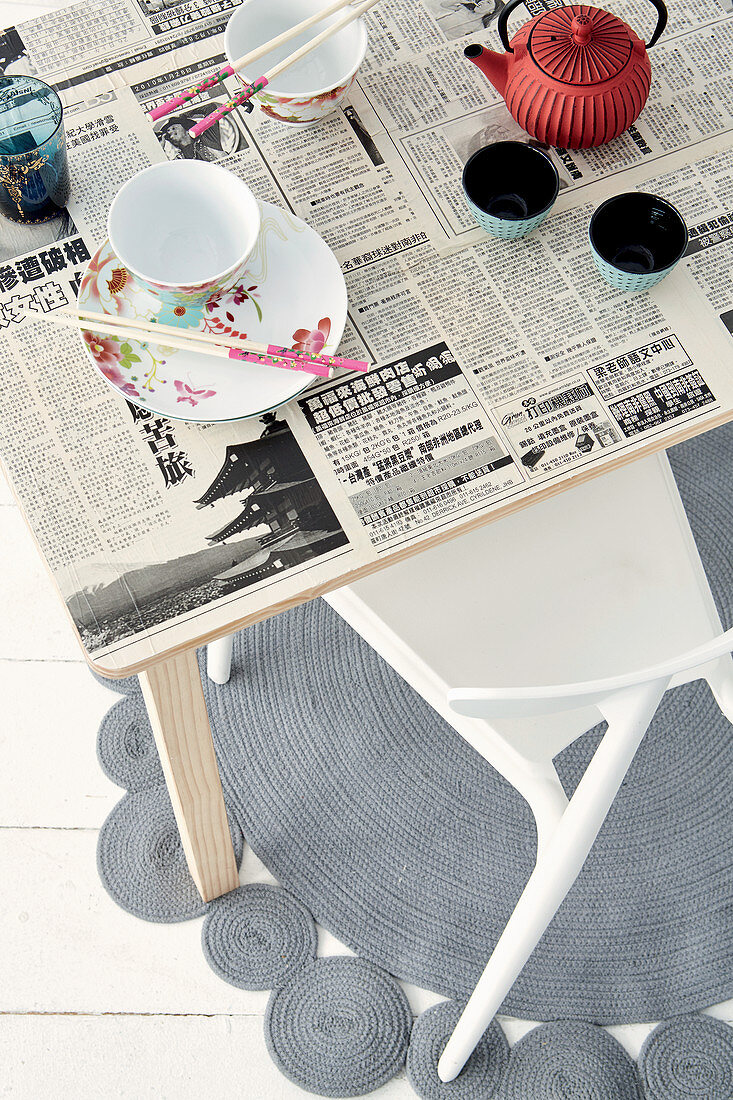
xmin=226 ymin=0 xmax=368 ymax=126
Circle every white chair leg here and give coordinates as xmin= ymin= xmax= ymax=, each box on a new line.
xmin=705 ymin=654 xmax=733 ymax=726
xmin=437 ymin=679 xmax=668 ymax=1083
xmin=524 ymin=767 xmax=570 ymax=859
xmin=206 ymin=634 xmax=234 ymax=685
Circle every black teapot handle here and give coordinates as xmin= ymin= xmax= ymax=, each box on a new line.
xmin=497 ymin=0 xmax=667 ymax=54
xmin=645 ymin=0 xmax=668 ymax=48
xmin=496 ymin=0 xmax=532 ymax=53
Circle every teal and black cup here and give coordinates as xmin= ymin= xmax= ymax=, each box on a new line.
xmin=462 ymin=141 xmax=559 ymax=239
xmin=589 ymin=192 xmax=688 ymax=291
xmin=0 ymin=75 xmax=70 ymax=224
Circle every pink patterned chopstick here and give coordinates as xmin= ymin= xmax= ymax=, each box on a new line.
xmin=52 ymin=310 xmax=336 ymax=378
xmin=188 ymin=79 xmax=268 ymax=139
xmin=148 ymin=66 xmax=236 ymax=122
xmin=230 ymin=348 xmax=331 ymax=377
xmin=266 ymin=345 xmax=368 ymax=373
xmin=62 ymin=308 xmax=367 ymax=375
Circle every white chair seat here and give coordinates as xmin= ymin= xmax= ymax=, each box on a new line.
xmin=337 ymin=455 xmax=721 ymax=689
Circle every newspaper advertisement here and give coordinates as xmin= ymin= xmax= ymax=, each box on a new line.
xmin=0 ymin=0 xmax=732 ymax=671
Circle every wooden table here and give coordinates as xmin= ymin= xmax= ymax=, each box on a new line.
xmin=3 ymin=0 xmax=733 ymax=904
xmin=5 ymin=365 xmax=732 ymax=907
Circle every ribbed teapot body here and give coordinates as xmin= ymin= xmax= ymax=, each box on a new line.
xmin=504 ymin=5 xmax=652 ymax=149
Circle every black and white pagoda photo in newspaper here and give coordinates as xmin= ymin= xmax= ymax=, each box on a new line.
xmin=64 ymin=417 xmax=347 ymax=653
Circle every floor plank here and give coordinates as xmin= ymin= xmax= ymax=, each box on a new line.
xmin=0 ymin=1013 xmax=418 ymax=1099
xmin=0 ymin=507 xmax=83 ymax=662
xmin=0 ymin=827 xmax=276 ymax=1016
xmin=0 ymin=659 xmax=121 ymax=827
xmin=0 ymin=823 xmax=421 ymax=1019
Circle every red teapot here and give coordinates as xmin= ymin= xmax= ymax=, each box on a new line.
xmin=464 ymin=0 xmax=667 ymax=149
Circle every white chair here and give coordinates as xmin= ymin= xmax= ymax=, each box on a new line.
xmin=207 ymin=450 xmax=733 ymax=1082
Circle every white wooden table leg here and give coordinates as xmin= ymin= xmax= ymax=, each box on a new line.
xmin=139 ymin=649 xmax=240 ymax=902
xmin=437 ymin=680 xmax=667 ymax=1083
xmin=207 ymin=634 xmax=233 ymax=685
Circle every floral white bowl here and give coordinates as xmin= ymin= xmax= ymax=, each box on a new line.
xmin=107 ymin=161 xmax=261 ymax=303
xmin=225 ymin=0 xmax=368 ymax=126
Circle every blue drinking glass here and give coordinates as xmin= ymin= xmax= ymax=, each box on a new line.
xmin=0 ymin=74 xmax=70 ymax=224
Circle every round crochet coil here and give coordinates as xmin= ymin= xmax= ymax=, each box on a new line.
xmin=97 ymin=697 xmax=163 ymax=791
xmin=406 ymin=1000 xmax=508 ymax=1099
xmin=264 ymin=955 xmax=411 ymax=1097
xmin=500 ymin=1021 xmax=641 ymax=1099
xmin=638 ymin=1014 xmax=733 ymax=1099
xmin=97 ymin=787 xmax=243 ymax=922
xmin=202 ymin=883 xmax=317 ymax=990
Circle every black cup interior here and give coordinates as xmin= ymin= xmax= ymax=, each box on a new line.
xmin=589 ymin=192 xmax=688 ymax=273
xmin=462 ymin=141 xmax=559 ymax=220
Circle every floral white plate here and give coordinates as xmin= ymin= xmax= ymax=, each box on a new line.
xmin=77 ymin=201 xmax=347 ymax=422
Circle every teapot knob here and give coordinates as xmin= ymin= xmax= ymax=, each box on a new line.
xmin=571 ymin=14 xmax=593 ymax=45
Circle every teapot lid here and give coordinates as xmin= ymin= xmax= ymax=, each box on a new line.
xmin=529 ymin=5 xmax=633 ymax=85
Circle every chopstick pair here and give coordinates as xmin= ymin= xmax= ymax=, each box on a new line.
xmin=150 ymin=0 xmax=379 ymax=140
xmin=49 ymin=308 xmax=368 ymax=377
xmin=149 ymin=0 xmax=359 ymax=122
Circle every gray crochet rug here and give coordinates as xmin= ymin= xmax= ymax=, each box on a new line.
xmin=95 ymin=424 xmax=733 ymax=1029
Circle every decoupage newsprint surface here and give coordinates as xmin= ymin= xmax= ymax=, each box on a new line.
xmin=0 ymin=0 xmax=732 ymax=673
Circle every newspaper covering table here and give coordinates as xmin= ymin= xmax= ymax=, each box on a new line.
xmin=0 ymin=0 xmax=732 ymax=675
